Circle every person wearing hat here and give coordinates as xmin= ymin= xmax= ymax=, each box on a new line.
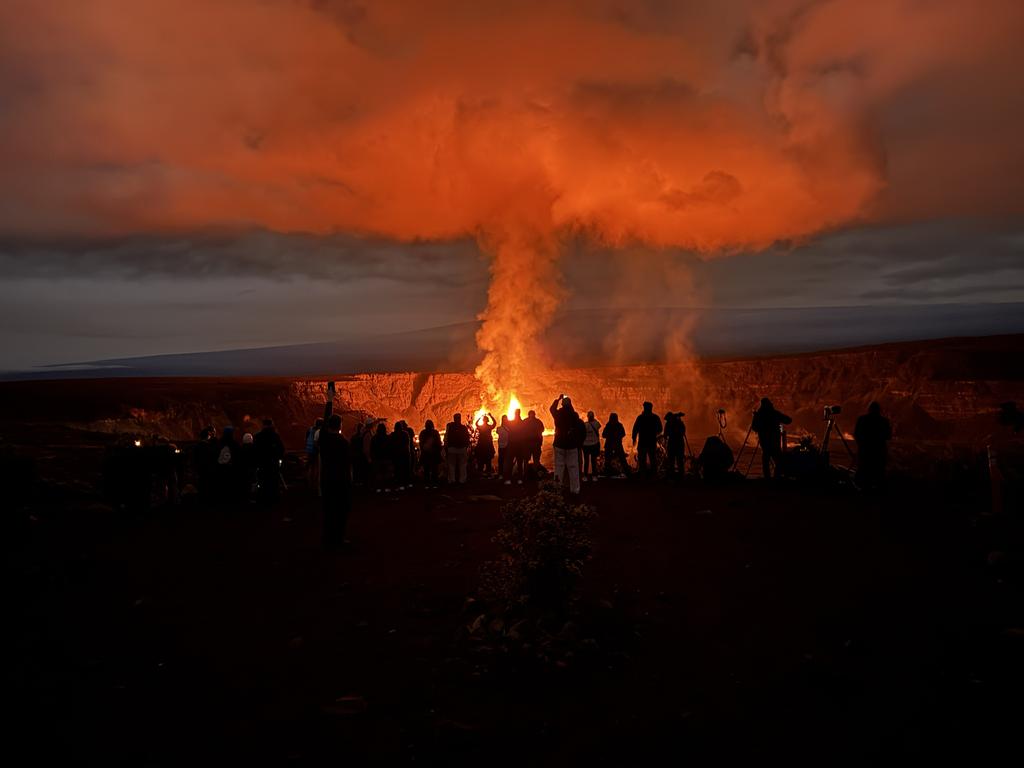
xmin=214 ymin=426 xmax=240 ymax=504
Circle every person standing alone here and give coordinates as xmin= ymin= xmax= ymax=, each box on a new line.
xmin=854 ymin=402 xmax=892 ymax=490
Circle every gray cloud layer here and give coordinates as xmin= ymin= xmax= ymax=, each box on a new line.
xmin=0 ymin=231 xmax=484 ymax=286
xmin=2 ymin=219 xmax=1023 ymax=371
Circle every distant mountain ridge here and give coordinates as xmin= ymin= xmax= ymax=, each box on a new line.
xmin=6 ymin=302 xmax=1023 ymax=380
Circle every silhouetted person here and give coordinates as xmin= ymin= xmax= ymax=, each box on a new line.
xmin=319 ymin=412 xmax=351 ymax=550
xmin=194 ymin=426 xmax=217 ymax=501
xmin=496 ymin=415 xmax=511 ymax=477
xmin=582 ymin=410 xmax=601 ymax=482
xmin=419 ymin=420 xmax=443 ymax=488
xmin=239 ymin=432 xmax=257 ymax=501
xmin=664 ymin=412 xmax=687 ymax=480
xmin=214 ymin=426 xmax=241 ymax=504
xmin=524 ymin=409 xmax=545 ymax=472
xmin=254 ymin=418 xmax=285 ymax=505
xmin=371 ymin=423 xmax=392 ymax=492
xmin=550 ymin=395 xmax=582 ymax=494
xmin=751 ymin=398 xmax=791 ymax=480
xmin=505 ymin=409 xmax=527 ymax=485
xmin=475 ymin=413 xmax=496 ymax=475
xmin=444 ymin=413 xmax=470 ymax=485
xmin=306 ymin=417 xmax=323 ymax=490
xmin=632 ymin=402 xmax=663 ymax=478
xmin=361 ymin=420 xmax=374 ymax=476
xmin=854 ymin=401 xmax=892 ymax=489
xmin=602 ymin=413 xmax=627 ymax=478
xmin=403 ymin=421 xmax=417 ymax=484
xmin=390 ymin=420 xmax=412 ymax=490
xmin=350 ymin=422 xmax=368 ymax=486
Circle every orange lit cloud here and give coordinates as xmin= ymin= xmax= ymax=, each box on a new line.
xmin=1 ymin=0 xmax=1022 ymax=396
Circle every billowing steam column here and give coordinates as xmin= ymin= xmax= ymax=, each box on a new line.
xmin=473 ymin=227 xmax=563 ymax=412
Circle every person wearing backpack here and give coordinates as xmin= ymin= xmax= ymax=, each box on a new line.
xmin=581 ymin=410 xmax=602 ymax=482
xmin=214 ymin=426 xmax=240 ymax=505
xmin=549 ymin=394 xmax=582 ymax=495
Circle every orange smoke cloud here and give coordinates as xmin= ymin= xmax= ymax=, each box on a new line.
xmin=1 ymin=0 xmax=1022 ymax=399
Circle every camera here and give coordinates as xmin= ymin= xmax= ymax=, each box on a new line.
xmin=823 ymin=405 xmax=841 ymax=419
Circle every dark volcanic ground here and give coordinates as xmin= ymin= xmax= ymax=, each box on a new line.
xmin=7 ymin=472 xmax=1024 ymax=763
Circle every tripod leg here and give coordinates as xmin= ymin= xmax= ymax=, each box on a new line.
xmin=732 ymin=424 xmax=753 ymax=471
xmin=837 ymin=424 xmax=857 ymax=464
xmin=745 ymin=440 xmax=760 ymax=477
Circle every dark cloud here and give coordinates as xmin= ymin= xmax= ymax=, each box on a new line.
xmin=561 ymin=219 xmax=1024 ymax=309
xmin=0 ymin=231 xmax=486 ymax=287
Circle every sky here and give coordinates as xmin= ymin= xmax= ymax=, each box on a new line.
xmin=1 ymin=1 xmax=1023 ymax=373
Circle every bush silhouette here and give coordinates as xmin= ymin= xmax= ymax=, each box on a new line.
xmin=480 ymin=481 xmax=596 ymax=617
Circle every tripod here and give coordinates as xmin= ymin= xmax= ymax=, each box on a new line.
xmin=731 ymin=410 xmax=759 ymax=475
xmin=821 ymin=406 xmax=857 ymax=470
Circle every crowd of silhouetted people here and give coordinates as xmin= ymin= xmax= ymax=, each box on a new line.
xmin=104 ymin=387 xmax=902 ymax=550
xmin=192 ymin=419 xmax=285 ymax=506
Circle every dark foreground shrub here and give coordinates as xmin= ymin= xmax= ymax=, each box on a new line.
xmin=479 ymin=481 xmax=596 ymax=618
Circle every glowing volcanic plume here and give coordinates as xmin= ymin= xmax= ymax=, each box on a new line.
xmin=1 ymin=0 xmax=1022 ymax=401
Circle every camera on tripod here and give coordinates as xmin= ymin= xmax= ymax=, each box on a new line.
xmin=823 ymin=404 xmax=842 ymax=420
